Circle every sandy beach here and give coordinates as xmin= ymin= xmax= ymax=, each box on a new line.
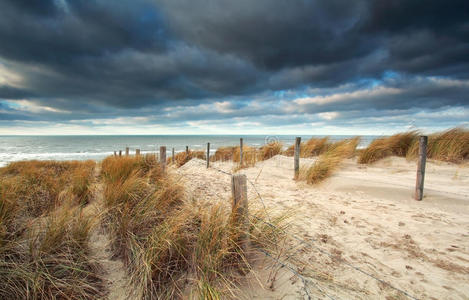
xmin=176 ymin=156 xmax=469 ymax=299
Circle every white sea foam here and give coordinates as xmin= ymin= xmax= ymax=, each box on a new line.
xmin=0 ymin=135 xmax=375 ymax=167
xmin=0 ymin=151 xmax=114 ymax=166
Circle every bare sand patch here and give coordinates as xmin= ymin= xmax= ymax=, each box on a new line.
xmin=176 ymin=156 xmax=469 ymax=299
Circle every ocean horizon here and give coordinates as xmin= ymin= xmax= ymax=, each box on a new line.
xmin=0 ymin=134 xmax=380 ymax=167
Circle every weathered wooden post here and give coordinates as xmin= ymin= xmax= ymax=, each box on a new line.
xmin=125 ymin=147 xmax=129 ymax=156
xmin=119 ymin=150 xmax=122 ymax=157
xmin=206 ymin=142 xmax=210 ymax=168
xmin=294 ymin=137 xmax=301 ymax=179
xmin=415 ymin=136 xmax=428 ymax=201
xmin=231 ymin=174 xmax=249 ymax=257
xmin=114 ymin=151 xmax=117 ymax=156
xmin=160 ymin=146 xmax=166 ymax=172
xmin=239 ymin=138 xmax=243 ymax=166
xmin=172 ymin=148 xmax=175 ymax=164
xmin=136 ymin=149 xmax=140 ymax=156
xmin=186 ymin=146 xmax=189 ymax=154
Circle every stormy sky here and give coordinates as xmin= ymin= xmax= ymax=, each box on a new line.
xmin=0 ymin=0 xmax=468 ymax=135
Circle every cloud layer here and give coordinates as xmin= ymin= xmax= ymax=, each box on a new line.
xmin=1 ymin=0 xmax=468 ymax=134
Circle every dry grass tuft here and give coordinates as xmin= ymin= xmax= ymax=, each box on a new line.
xmin=283 ymin=144 xmax=295 ymax=156
xmin=170 ymin=150 xmax=206 ymax=167
xmin=191 ymin=150 xmax=207 ymax=160
xmin=211 ymin=146 xmax=237 ymax=162
xmin=407 ymin=127 xmax=469 ymax=163
xmin=0 ymin=160 xmax=95 ymax=218
xmin=102 ymin=154 xmax=160 ymax=182
xmin=0 ymin=204 xmax=104 ymax=300
xmin=233 ymin=146 xmax=258 ymax=168
xmin=358 ymin=131 xmax=420 ymax=164
xmin=101 ymin=154 xmax=286 ymax=298
xmin=0 ymin=154 xmax=288 ymax=299
xmin=302 ymin=137 xmax=330 ymax=157
xmin=0 ymin=160 xmax=104 ymax=299
xmin=283 ymin=137 xmax=332 ymax=158
xmin=359 ymin=127 xmax=469 ymax=164
xmin=300 ymin=137 xmax=360 ymax=184
xmin=259 ymin=142 xmax=283 ymax=160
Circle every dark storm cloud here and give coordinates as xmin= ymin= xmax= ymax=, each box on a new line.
xmin=157 ymin=0 xmax=372 ymax=69
xmin=0 ymin=85 xmax=35 ymax=99
xmin=0 ymin=0 xmax=168 ymax=65
xmin=0 ymin=0 xmax=468 ymax=128
xmin=157 ymin=0 xmax=469 ymax=74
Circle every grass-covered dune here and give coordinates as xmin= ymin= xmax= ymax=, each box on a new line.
xmin=101 ymin=154 xmax=285 ymax=299
xmin=359 ymin=127 xmax=469 ymax=164
xmin=169 ymin=126 xmax=468 ymax=184
xmin=298 ymin=137 xmax=360 ymax=185
xmin=0 ymin=160 xmax=103 ymax=299
xmin=0 ymin=155 xmax=285 ymax=299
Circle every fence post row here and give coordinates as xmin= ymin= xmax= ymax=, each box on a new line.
xmin=231 ymin=174 xmax=249 ymax=257
xmin=172 ymin=148 xmax=175 ymax=164
xmin=206 ymin=142 xmax=210 ymax=168
xmin=125 ymin=147 xmax=129 ymax=156
xmin=160 ymin=146 xmax=166 ymax=172
xmin=186 ymin=146 xmax=189 ymax=154
xmin=415 ymin=136 xmax=428 ymax=201
xmin=119 ymin=150 xmax=122 ymax=157
xmin=294 ymin=137 xmax=301 ymax=179
xmin=239 ymin=138 xmax=243 ymax=166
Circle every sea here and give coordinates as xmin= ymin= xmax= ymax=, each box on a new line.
xmin=0 ymin=135 xmax=380 ymax=167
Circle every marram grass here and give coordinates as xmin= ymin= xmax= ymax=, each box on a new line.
xmin=101 ymin=155 xmax=287 ymax=299
xmin=0 ymin=160 xmax=104 ymax=300
xmin=406 ymin=128 xmax=469 ymax=163
xmin=358 ymin=127 xmax=469 ymax=164
xmin=299 ymin=137 xmax=360 ymax=184
xmin=358 ymin=131 xmax=419 ymax=164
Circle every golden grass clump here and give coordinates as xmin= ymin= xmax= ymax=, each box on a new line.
xmin=211 ymin=146 xmax=237 ymax=162
xmin=283 ymin=145 xmax=295 ymax=156
xmin=172 ymin=151 xmax=191 ymax=167
xmin=259 ymin=142 xmax=283 ymax=160
xmin=358 ymin=131 xmax=419 ymax=164
xmin=102 ymin=154 xmax=160 ymax=182
xmin=0 ymin=160 xmax=95 ymax=218
xmin=301 ymin=137 xmax=360 ymax=184
xmin=302 ymin=137 xmax=330 ymax=157
xmin=283 ymin=137 xmax=331 ymax=158
xmin=0 ymin=204 xmax=104 ymax=300
xmin=0 ymin=160 xmax=104 ymax=299
xmin=233 ymin=146 xmax=258 ymax=167
xmin=407 ymin=128 xmax=469 ymax=163
xmin=167 ymin=150 xmax=206 ymax=167
xmin=191 ymin=150 xmax=206 ymax=160
xmin=101 ymin=154 xmax=286 ymax=298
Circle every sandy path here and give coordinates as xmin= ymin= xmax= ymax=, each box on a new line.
xmin=175 ymin=156 xmax=469 ymax=299
xmin=86 ymin=165 xmax=129 ymax=300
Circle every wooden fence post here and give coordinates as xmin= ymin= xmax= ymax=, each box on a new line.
xmin=294 ymin=137 xmax=301 ymax=179
xmin=119 ymin=150 xmax=122 ymax=157
xmin=114 ymin=151 xmax=117 ymax=156
xmin=231 ymin=174 xmax=249 ymax=257
xmin=172 ymin=148 xmax=175 ymax=164
xmin=239 ymin=138 xmax=243 ymax=166
xmin=206 ymin=142 xmax=210 ymax=168
xmin=415 ymin=136 xmax=428 ymax=201
xmin=186 ymin=146 xmax=189 ymax=154
xmin=136 ymin=149 xmax=140 ymax=156
xmin=125 ymin=147 xmax=129 ymax=156
xmin=160 ymin=146 xmax=166 ymax=172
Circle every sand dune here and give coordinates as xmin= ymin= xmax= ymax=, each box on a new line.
xmin=176 ymin=156 xmax=469 ymax=299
